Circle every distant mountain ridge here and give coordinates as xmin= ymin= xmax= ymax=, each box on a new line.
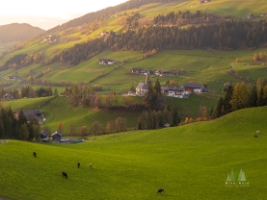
xmin=0 ymin=23 xmax=45 ymax=43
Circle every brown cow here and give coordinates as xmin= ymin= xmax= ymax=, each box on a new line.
xmin=62 ymin=171 xmax=68 ymax=179
xmin=157 ymin=188 xmax=164 ymax=194
xmin=33 ymin=152 xmax=36 ymax=157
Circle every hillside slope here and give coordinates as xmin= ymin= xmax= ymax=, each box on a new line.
xmin=0 ymin=0 xmax=267 ymax=96
xmin=0 ymin=106 xmax=266 ymax=200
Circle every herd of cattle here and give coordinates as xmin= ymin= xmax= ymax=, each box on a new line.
xmin=32 ymin=151 xmax=164 ymax=194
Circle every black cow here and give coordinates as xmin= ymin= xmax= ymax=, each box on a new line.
xmin=33 ymin=152 xmax=36 ymax=157
xmin=78 ymin=162 xmax=80 ymax=168
xmin=157 ymin=188 xmax=164 ymax=194
xmin=62 ymin=171 xmax=68 ymax=179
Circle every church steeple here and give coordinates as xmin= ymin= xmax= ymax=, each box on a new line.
xmin=145 ymin=71 xmax=150 ymax=85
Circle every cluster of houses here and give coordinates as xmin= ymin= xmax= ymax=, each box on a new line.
xmin=199 ymin=0 xmax=211 ymax=3
xmin=43 ymin=35 xmax=59 ymax=43
xmin=40 ymin=131 xmax=84 ymax=143
xmin=131 ymin=68 xmax=178 ymax=76
xmin=98 ymin=58 xmax=116 ymax=65
xmin=100 ymin=32 xmax=110 ymax=37
xmin=134 ymin=73 xmax=208 ymax=98
xmin=8 ymin=75 xmax=20 ymax=80
xmin=12 ymin=108 xmax=83 ymax=143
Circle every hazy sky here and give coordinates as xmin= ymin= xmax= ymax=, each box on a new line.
xmin=0 ymin=0 xmax=128 ymax=30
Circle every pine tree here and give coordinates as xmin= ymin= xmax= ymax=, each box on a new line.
xmin=54 ymin=88 xmax=58 ymax=96
xmin=212 ymin=97 xmax=224 ymax=118
xmin=27 ymin=122 xmax=35 ymax=141
xmin=157 ymin=110 xmax=164 ymax=128
xmin=248 ymin=85 xmax=258 ymax=107
xmin=172 ymin=109 xmax=180 ymax=126
xmin=154 ymin=78 xmax=161 ymax=96
xmin=0 ymin=120 xmax=5 ymax=139
xmin=34 ymin=124 xmax=41 ymax=141
xmin=257 ymin=87 xmax=264 ymax=106
xmin=17 ymin=110 xmax=27 ymax=127
xmin=19 ymin=123 xmax=29 ymax=141
xmin=224 ymin=85 xmax=233 ymax=113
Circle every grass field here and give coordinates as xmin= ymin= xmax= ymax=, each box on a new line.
xmin=2 ymin=91 xmax=218 ymax=133
xmin=0 ymin=106 xmax=266 ymax=200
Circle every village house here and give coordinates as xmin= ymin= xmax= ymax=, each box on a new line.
xmin=98 ymin=58 xmax=115 ymax=65
xmin=131 ymin=68 xmax=146 ymax=75
xmin=2 ymin=93 xmax=14 ymax=101
xmin=161 ymin=86 xmax=185 ymax=98
xmin=160 ymin=82 xmax=208 ymax=98
xmin=39 ymin=130 xmax=49 ymax=142
xmin=51 ymin=131 xmax=62 ymax=142
xmin=155 ymin=70 xmax=178 ymax=76
xmin=183 ymin=82 xmax=207 ymax=94
xmin=15 ymin=109 xmax=45 ymax=125
xmin=247 ymin=13 xmax=254 ymax=19
xmin=100 ymin=32 xmax=109 ymax=37
xmin=199 ymin=0 xmax=210 ymax=3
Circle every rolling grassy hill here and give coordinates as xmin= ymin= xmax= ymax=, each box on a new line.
xmin=1 ymin=0 xmax=267 ymax=92
xmin=0 ymin=106 xmax=266 ymax=200
xmin=2 ymin=94 xmax=217 ymax=133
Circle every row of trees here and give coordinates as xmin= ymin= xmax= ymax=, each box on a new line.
xmin=57 ymin=117 xmax=127 ymax=136
xmin=0 ymin=53 xmax=43 ymax=71
xmin=0 ymin=106 xmax=40 ymax=140
xmin=253 ymin=52 xmax=267 ymax=62
xmin=137 ymin=107 xmax=180 ymax=129
xmin=51 ymin=19 xmax=267 ymax=66
xmin=212 ymin=78 xmax=267 ymax=118
xmin=154 ymin=10 xmax=226 ymax=25
xmin=0 ymin=87 xmax=57 ymax=99
xmin=63 ymin=84 xmax=145 ymax=110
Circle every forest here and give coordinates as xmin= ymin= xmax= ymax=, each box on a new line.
xmin=212 ymin=78 xmax=267 ymax=119
xmin=50 ymin=19 xmax=267 ymax=66
xmin=0 ymin=106 xmax=40 ymax=141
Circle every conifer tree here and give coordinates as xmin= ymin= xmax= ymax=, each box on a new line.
xmin=19 ymin=123 xmax=29 ymax=141
xmin=212 ymin=97 xmax=224 ymax=118
xmin=224 ymin=85 xmax=233 ymax=113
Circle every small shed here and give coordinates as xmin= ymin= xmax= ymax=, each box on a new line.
xmin=164 ymin=123 xmax=170 ymax=128
xmin=40 ymin=130 xmax=49 ymax=142
xmin=52 ymin=131 xmax=62 ymax=142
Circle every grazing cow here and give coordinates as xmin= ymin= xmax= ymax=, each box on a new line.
xmin=62 ymin=171 xmax=68 ymax=179
xmin=78 ymin=162 xmax=80 ymax=168
xmin=157 ymin=188 xmax=164 ymax=194
xmin=33 ymin=152 xmax=36 ymax=157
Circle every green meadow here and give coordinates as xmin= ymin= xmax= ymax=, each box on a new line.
xmin=2 ymin=93 xmax=217 ymax=133
xmin=0 ymin=106 xmax=266 ymax=200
